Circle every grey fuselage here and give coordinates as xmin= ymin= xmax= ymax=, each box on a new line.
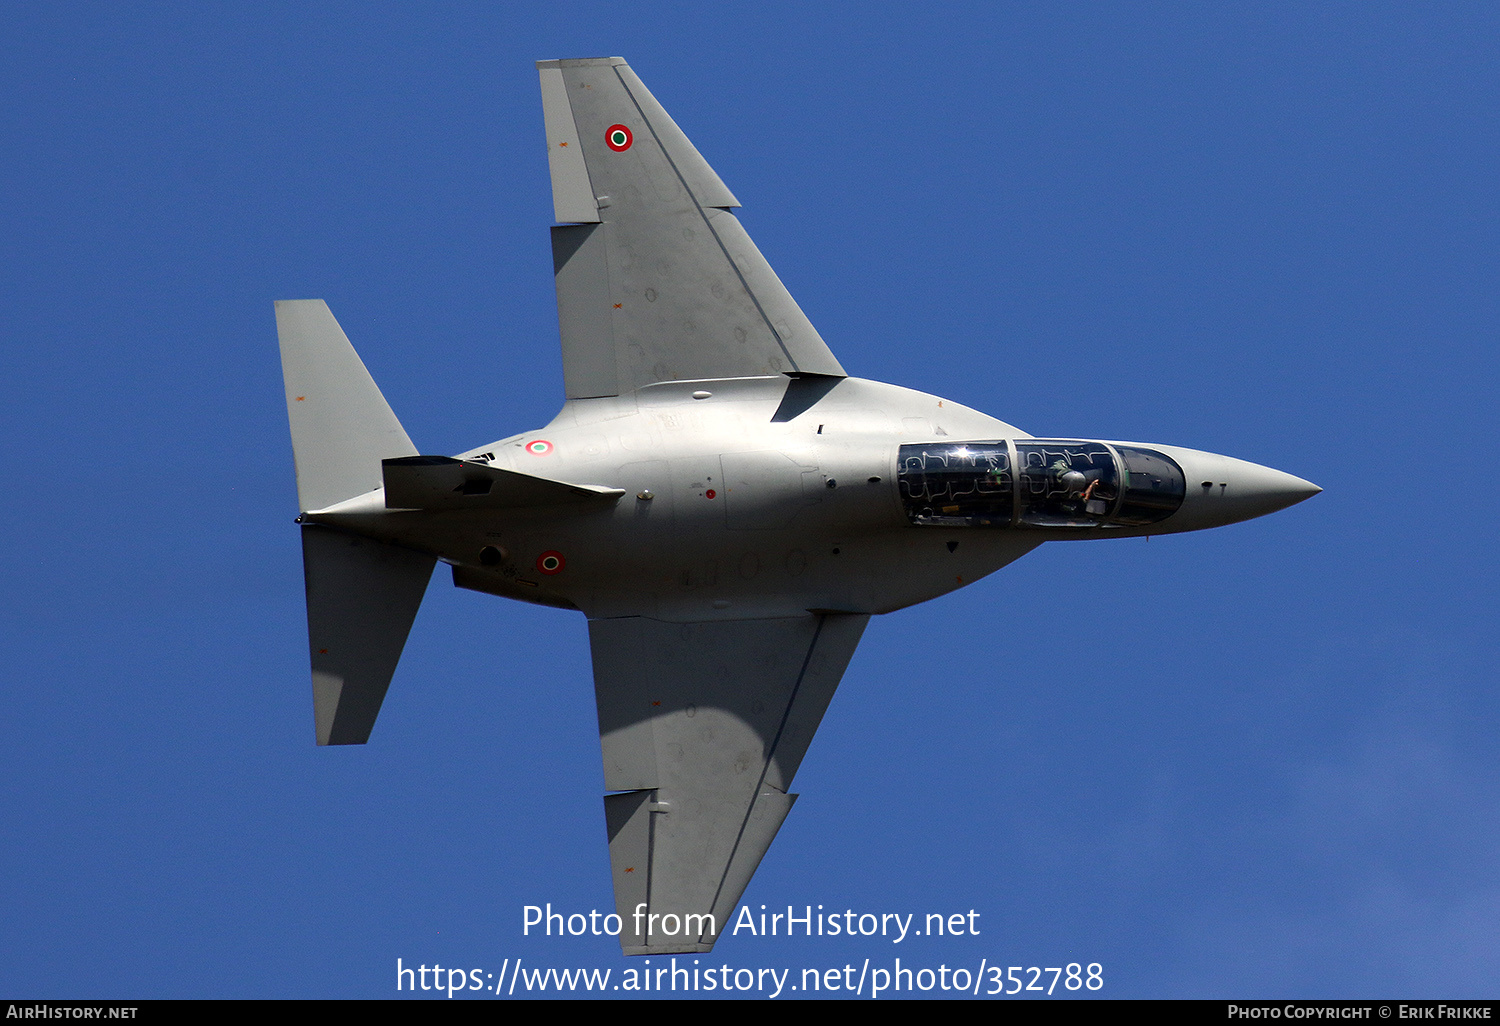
xmin=306 ymin=374 xmax=1318 ymax=623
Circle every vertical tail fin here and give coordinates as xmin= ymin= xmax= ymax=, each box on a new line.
xmin=276 ymin=299 xmax=417 ymax=513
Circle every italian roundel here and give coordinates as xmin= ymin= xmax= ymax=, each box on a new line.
xmin=605 ymin=124 xmax=633 ymax=152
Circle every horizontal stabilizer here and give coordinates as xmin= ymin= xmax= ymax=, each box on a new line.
xmin=302 ymin=526 xmax=434 ymax=745
xmin=382 ymin=456 xmax=624 ymax=510
xmin=277 ymin=300 xmax=418 ymax=512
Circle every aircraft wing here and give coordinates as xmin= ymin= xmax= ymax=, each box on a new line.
xmin=588 ymin=612 xmax=868 ymax=954
xmin=537 ymin=57 xmax=846 ymax=398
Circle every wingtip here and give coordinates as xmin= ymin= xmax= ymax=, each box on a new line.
xmin=535 ymin=56 xmax=627 ymax=70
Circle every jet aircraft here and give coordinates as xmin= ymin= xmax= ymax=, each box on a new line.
xmin=277 ymin=57 xmax=1319 ymax=956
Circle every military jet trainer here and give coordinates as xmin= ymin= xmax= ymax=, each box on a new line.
xmin=277 ymin=57 xmax=1319 ymax=957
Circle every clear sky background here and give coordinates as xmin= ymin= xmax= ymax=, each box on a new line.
xmin=4 ymin=1 xmax=1498 ymax=1000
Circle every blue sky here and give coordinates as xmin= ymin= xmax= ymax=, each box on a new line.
xmin=3 ymin=2 xmax=1498 ymax=999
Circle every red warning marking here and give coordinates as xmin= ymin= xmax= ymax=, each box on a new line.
xmin=613 ymin=303 xmax=622 ymax=309
xmin=319 ymin=649 xmax=328 ymax=654
xmin=525 ymin=439 xmax=553 ymax=456
xmin=625 ymin=867 xmax=635 ymax=873
xmin=705 ymin=489 xmax=716 ymax=499
xmin=605 ymin=124 xmax=633 ymax=151
xmin=537 ymin=551 xmax=565 ymax=575
xmin=295 ymin=396 xmax=305 ymax=402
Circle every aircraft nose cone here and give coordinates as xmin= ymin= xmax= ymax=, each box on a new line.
xmin=1159 ymin=447 xmax=1321 ymax=531
xmin=1208 ymin=464 xmax=1321 ymax=521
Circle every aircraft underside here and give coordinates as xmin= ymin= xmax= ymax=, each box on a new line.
xmin=276 ymin=57 xmax=1317 ymax=954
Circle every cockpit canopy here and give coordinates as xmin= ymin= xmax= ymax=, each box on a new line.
xmin=897 ymin=440 xmax=1185 ymax=529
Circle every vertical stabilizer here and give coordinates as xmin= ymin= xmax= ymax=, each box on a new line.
xmin=276 ymin=300 xmax=418 ymax=512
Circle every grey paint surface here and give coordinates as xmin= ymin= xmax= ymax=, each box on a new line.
xmin=591 ymin=613 xmax=867 ymax=952
xmin=550 ymin=223 xmax=618 ymax=398
xmin=539 ymin=57 xmax=843 ymax=397
xmin=276 ymin=57 xmax=1319 ymax=955
xmin=382 ymin=455 xmax=622 ymax=511
xmin=537 ymin=65 xmax=598 ymax=224
xmin=276 ymin=299 xmax=417 ymax=513
xmin=301 ymin=526 xmax=434 ymax=746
